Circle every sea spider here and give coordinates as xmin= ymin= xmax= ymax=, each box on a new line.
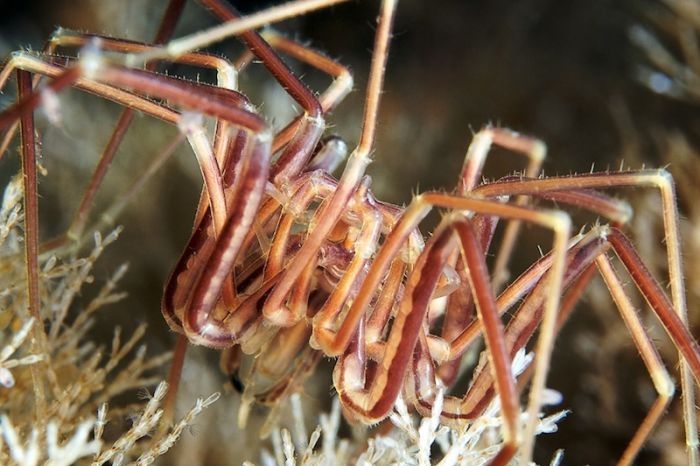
xmin=1 ymin=1 xmax=699 ymax=464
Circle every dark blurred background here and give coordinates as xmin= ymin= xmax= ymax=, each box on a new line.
xmin=1 ymin=0 xmax=698 ymax=464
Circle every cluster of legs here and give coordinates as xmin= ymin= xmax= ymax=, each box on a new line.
xmin=2 ymin=1 xmax=700 ymax=465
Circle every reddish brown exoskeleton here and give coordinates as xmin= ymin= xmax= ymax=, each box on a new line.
xmin=2 ymin=1 xmax=700 ymax=464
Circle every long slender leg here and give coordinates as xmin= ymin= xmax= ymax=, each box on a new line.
xmin=436 ymin=129 xmax=558 ymax=386
xmin=365 ymin=258 xmax=406 ymax=355
xmin=250 ymin=30 xmax=354 ymax=153
xmin=473 ymin=170 xmax=698 ymax=461
xmin=2 ymin=53 xmax=262 ymax=252
xmin=4 ymin=46 xmax=270 ymax=441
xmin=15 ymin=72 xmax=41 ymax=332
xmin=437 ymin=226 xmax=700 ymax=463
xmin=168 ymin=0 xmax=397 ymax=349
xmin=52 ymin=0 xmax=186 ymax=240
xmin=313 ymin=193 xmax=570 ymax=364
xmin=85 ymin=63 xmax=270 ymax=241
xmin=406 ymin=229 xmax=601 ymax=432
xmin=190 ymin=126 xmax=251 ymax=309
xmin=172 ymin=129 xmax=269 ymax=336
xmin=163 ymin=171 xmax=331 ymax=337
xmin=511 ymin=262 xmax=598 ymax=397
xmin=44 ymin=29 xmax=242 ymax=231
xmin=43 ymin=23 xmax=242 ymax=242
xmin=200 ymin=0 xmax=326 ymax=185
xmin=17 ymin=70 xmax=48 ymax=423
xmin=458 ymin=128 xmax=546 ymax=292
xmin=126 ymin=0 xmax=351 ymax=64
xmin=596 ymin=254 xmax=675 ymax=466
xmin=182 ymin=132 xmax=272 ymax=347
xmin=167 ymin=1 xmax=354 ymax=338
xmin=264 ymin=31 xmax=354 ymax=112
xmin=451 ymin=217 xmax=519 ymax=466
xmin=437 ymin=188 xmax=631 ymax=375
xmin=436 ymin=128 xmax=518 ymax=384
xmin=334 ymin=220 xmax=460 ymax=423
xmin=160 ymin=334 xmax=188 ymax=438
xmin=438 ymin=214 xmax=497 ymax=384
xmin=0 ymin=48 xmax=278 ymax=350
xmin=0 ymin=54 xmax=258 ymax=130
xmin=0 ymin=55 xmax=177 ymax=129
xmin=335 ymin=216 xmax=520 ymax=466
xmin=324 ymin=193 xmax=569 ymax=447
xmin=607 ymin=228 xmax=700 ymax=381
xmin=446 ymin=231 xmax=605 ymax=415
xmin=387 ymin=196 xmax=564 ymax=464
xmin=45 ymin=30 xmax=237 ymax=88
xmin=438 ymin=188 xmax=631 ymax=367
xmin=264 ymin=0 xmax=398 ymax=324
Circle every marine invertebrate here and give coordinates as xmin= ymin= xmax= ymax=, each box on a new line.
xmin=1 ymin=1 xmax=699 ymax=464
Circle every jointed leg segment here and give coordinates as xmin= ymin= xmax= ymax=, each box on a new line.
xmin=4 ymin=1 xmax=700 ymax=464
